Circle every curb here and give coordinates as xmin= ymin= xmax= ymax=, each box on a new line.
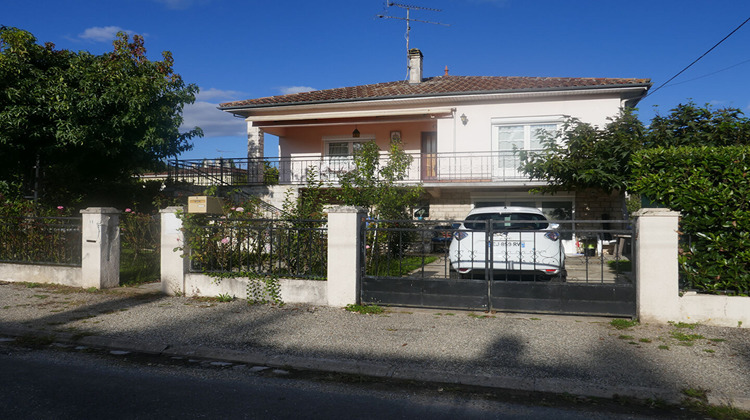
xmin=2 ymin=326 xmax=749 ymax=411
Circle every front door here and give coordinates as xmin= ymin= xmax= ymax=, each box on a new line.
xmin=421 ymin=132 xmax=437 ymax=180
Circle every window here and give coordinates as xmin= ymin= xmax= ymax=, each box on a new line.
xmin=324 ymin=138 xmax=367 ymax=159
xmin=496 ymin=123 xmax=557 ymax=152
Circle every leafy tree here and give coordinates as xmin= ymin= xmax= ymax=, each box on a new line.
xmin=646 ymin=101 xmax=750 ymax=148
xmin=0 ymin=27 xmax=201 ymax=206
xmin=337 ymin=139 xmax=423 ymax=219
xmin=519 ymin=108 xmax=644 ymax=194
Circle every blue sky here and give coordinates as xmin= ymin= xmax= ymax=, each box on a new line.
xmin=5 ymin=0 xmax=750 ymax=160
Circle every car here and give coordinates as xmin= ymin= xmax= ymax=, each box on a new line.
xmin=430 ymin=223 xmax=460 ymax=253
xmin=448 ymin=207 xmax=566 ymax=280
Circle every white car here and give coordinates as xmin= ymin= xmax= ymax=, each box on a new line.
xmin=448 ymin=207 xmax=566 ymax=280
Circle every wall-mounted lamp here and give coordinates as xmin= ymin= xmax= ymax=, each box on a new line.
xmin=460 ymin=113 xmax=468 ymax=126
xmin=352 ymin=126 xmax=360 ymax=138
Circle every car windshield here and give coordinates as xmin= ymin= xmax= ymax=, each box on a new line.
xmin=463 ymin=212 xmax=549 ymax=231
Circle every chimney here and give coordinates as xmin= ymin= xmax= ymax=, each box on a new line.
xmin=408 ymin=48 xmax=423 ymax=84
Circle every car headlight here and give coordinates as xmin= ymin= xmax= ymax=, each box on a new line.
xmin=453 ymin=231 xmax=468 ymax=241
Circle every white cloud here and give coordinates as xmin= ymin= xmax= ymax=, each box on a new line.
xmin=181 ymin=101 xmax=246 ymax=138
xmin=197 ymin=88 xmax=245 ymax=101
xmin=78 ymin=26 xmax=130 ymax=42
xmin=180 ymin=87 xmax=249 ymax=138
xmin=279 ymin=86 xmax=316 ymax=95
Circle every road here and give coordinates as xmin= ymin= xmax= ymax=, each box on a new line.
xmin=0 ymin=340 xmax=698 ymax=420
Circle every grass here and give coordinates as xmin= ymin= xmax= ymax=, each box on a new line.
xmin=610 ymin=318 xmax=639 ymax=330
xmin=120 ymin=248 xmax=160 ymax=286
xmin=607 ymin=259 xmax=632 ymax=272
xmin=679 ymin=388 xmax=750 ymax=419
xmin=670 ymin=330 xmax=705 ymax=342
xmin=345 ymin=304 xmax=385 ymax=315
xmin=367 ymin=255 xmax=439 ymax=277
xmin=217 ymin=293 xmax=234 ymax=302
xmin=669 ymin=321 xmax=698 ymax=329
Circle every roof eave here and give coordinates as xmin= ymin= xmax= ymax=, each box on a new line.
xmin=218 ymin=82 xmax=651 ymax=112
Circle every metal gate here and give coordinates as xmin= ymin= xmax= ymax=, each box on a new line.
xmin=360 ymin=219 xmax=636 ymax=317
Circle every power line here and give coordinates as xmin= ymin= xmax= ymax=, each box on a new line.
xmin=646 ymin=16 xmax=750 ymax=98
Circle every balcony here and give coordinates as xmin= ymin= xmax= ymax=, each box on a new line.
xmin=167 ymin=151 xmax=542 ymax=187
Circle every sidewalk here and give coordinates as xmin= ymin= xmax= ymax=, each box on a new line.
xmin=1 ymin=280 xmax=749 ymax=410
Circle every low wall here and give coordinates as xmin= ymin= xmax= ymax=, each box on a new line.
xmin=184 ymin=273 xmax=327 ymax=305
xmin=636 ymin=209 xmax=748 ymax=328
xmin=0 ymin=263 xmax=82 ymax=287
xmin=677 ymin=293 xmax=750 ymax=328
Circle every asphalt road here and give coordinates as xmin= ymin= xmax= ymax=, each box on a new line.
xmin=0 ymin=341 xmax=700 ymax=420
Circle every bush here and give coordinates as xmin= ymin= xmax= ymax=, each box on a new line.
xmin=633 ymin=145 xmax=750 ymax=293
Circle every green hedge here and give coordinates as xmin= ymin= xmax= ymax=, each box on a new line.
xmin=632 ymin=145 xmax=750 ymax=294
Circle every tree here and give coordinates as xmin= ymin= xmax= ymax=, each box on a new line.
xmin=337 ymin=139 xmax=423 ymax=219
xmin=519 ymin=108 xmax=644 ymax=194
xmin=0 ymin=27 xmax=201 ymax=205
xmin=646 ymin=101 xmax=750 ymax=148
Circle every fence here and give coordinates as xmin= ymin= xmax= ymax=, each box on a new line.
xmin=362 ymin=219 xmax=634 ymax=284
xmin=168 ymin=151 xmax=541 ymax=187
xmin=0 ymin=208 xmax=119 ymax=289
xmin=0 ymin=216 xmax=82 ymax=266
xmin=184 ymin=216 xmax=328 ymax=280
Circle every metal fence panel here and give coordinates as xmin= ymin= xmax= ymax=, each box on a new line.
xmin=0 ymin=216 xmax=82 ymax=266
xmin=186 ymin=217 xmax=328 ymax=280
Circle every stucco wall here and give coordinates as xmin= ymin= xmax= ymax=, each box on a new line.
xmin=437 ymin=95 xmax=624 ymax=153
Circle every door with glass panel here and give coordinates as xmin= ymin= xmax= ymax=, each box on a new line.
xmin=325 ymin=140 xmax=362 ymax=182
xmin=421 ymin=132 xmax=437 ymax=180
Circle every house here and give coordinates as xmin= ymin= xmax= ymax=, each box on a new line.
xmin=210 ymin=49 xmax=650 ymax=233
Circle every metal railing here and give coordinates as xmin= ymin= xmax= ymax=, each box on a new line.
xmin=0 ymin=216 xmax=82 ymax=266
xmin=186 ymin=217 xmax=328 ymax=280
xmin=362 ymin=219 xmax=634 ymax=284
xmin=168 ymin=150 xmax=543 ymax=187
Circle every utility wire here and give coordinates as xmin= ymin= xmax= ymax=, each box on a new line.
xmin=646 ymin=16 xmax=750 ymax=98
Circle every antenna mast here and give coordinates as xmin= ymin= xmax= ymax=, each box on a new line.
xmin=378 ymin=2 xmax=449 ymax=73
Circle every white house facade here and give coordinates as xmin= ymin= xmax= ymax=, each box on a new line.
xmin=211 ymin=49 xmax=650 ymax=223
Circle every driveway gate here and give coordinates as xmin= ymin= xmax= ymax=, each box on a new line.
xmin=360 ymin=219 xmax=636 ymax=317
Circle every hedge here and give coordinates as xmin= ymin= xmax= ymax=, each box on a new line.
xmin=632 ymin=145 xmax=750 ymax=294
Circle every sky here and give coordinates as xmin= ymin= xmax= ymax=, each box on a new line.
xmin=4 ymin=0 xmax=750 ymax=160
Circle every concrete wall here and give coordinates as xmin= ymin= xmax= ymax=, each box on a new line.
xmin=0 ymin=208 xmax=119 ymax=290
xmin=0 ymin=264 xmax=81 ymax=286
xmin=184 ymin=273 xmax=327 ymax=305
xmin=636 ymin=209 xmax=749 ymax=328
xmin=437 ymin=95 xmax=624 ymax=154
xmin=161 ymin=206 xmax=364 ymax=308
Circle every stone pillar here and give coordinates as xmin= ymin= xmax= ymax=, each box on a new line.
xmin=248 ymin=124 xmax=265 ymax=183
xmin=327 ymin=206 xmax=367 ymax=307
xmin=160 ymin=207 xmax=188 ymax=295
xmin=635 ymin=208 xmax=680 ymax=323
xmin=80 ymin=207 xmax=120 ymax=289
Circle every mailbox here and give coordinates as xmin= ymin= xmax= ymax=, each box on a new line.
xmin=187 ymin=196 xmax=224 ymax=214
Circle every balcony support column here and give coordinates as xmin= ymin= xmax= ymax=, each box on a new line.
xmin=247 ymin=124 xmax=265 ymax=183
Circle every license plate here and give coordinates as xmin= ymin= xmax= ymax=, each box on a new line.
xmin=493 ymin=241 xmax=525 ymax=248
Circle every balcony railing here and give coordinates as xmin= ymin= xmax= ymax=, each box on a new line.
xmin=168 ymin=151 xmax=540 ymax=187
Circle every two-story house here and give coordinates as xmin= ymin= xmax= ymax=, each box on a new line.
xmin=208 ymin=49 xmax=649 ymax=230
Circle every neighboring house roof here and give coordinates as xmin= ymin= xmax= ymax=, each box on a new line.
xmin=219 ymin=75 xmax=651 ymax=110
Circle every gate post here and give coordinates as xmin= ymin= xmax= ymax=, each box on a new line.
xmin=327 ymin=206 xmax=367 ymax=307
xmin=80 ymin=207 xmax=120 ymax=289
xmin=160 ymin=206 xmax=188 ymax=296
xmin=635 ymin=208 xmax=680 ymax=322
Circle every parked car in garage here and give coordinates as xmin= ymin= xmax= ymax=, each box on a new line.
xmin=431 ymin=223 xmax=460 ymax=253
xmin=448 ymin=207 xmax=566 ymax=280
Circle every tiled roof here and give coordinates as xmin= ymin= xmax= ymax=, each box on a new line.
xmin=219 ymin=75 xmax=651 ymax=109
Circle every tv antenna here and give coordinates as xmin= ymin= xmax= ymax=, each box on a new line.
xmin=377 ymin=2 xmax=449 ymax=55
